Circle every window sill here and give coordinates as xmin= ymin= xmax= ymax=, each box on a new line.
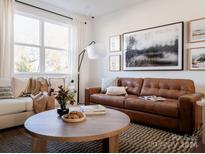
xmin=14 ymin=73 xmax=72 ymax=78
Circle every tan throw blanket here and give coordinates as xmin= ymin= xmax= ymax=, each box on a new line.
xmin=23 ymin=77 xmax=55 ymax=113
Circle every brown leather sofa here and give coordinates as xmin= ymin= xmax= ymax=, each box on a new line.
xmin=85 ymin=78 xmax=203 ymax=134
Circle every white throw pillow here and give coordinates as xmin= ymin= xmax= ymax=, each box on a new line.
xmin=101 ymin=78 xmax=118 ymax=93
xmin=12 ymin=77 xmax=29 ymax=98
xmin=106 ymin=86 xmax=127 ymax=96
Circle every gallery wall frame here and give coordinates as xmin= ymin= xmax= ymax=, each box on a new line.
xmin=109 ymin=35 xmax=121 ymax=52
xmin=188 ymin=47 xmax=205 ymax=71
xmin=188 ymin=17 xmax=205 ymax=43
xmin=109 ymin=55 xmax=121 ymax=71
xmin=122 ymin=22 xmax=184 ymax=71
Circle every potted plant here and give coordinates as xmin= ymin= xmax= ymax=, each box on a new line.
xmin=55 ymin=85 xmax=77 ymax=116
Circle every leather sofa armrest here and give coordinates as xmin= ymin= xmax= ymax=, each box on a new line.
xmin=178 ymin=93 xmax=203 ymax=134
xmin=85 ymin=87 xmax=101 ymax=105
xmin=179 ymin=93 xmax=203 ymax=103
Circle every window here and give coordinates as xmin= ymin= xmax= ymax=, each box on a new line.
xmin=14 ymin=13 xmax=72 ymax=74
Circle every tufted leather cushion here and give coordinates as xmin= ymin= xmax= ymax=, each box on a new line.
xmin=117 ymin=78 xmax=143 ymax=96
xmin=141 ymin=78 xmax=195 ymax=99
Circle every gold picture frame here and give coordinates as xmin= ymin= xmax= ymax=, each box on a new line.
xmin=109 ymin=35 xmax=121 ymax=52
xmin=189 ymin=47 xmax=205 ymax=70
xmin=109 ymin=55 xmax=121 ymax=71
xmin=188 ymin=17 xmax=205 ymax=43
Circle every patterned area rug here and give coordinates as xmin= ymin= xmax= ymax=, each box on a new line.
xmin=0 ymin=123 xmax=200 ymax=153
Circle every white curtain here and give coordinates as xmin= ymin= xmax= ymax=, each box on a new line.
xmin=0 ymin=0 xmax=14 ymax=78
xmin=71 ymin=19 xmax=86 ymax=84
xmin=71 ymin=19 xmax=87 ymax=102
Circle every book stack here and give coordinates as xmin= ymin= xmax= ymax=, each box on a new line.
xmin=80 ymin=105 xmax=106 ymax=115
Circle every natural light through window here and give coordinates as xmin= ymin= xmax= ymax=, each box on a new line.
xmin=14 ymin=13 xmax=71 ymax=74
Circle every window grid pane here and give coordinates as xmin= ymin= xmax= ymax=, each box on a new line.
xmin=45 ymin=48 xmax=69 ymax=73
xmin=14 ymin=14 xmax=40 ymax=45
xmin=14 ymin=44 xmax=40 ymax=73
xmin=44 ymin=21 xmax=69 ymax=50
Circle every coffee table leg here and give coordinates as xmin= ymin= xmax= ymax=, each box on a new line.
xmin=32 ymin=137 xmax=47 ymax=153
xmin=103 ymin=135 xmax=119 ymax=153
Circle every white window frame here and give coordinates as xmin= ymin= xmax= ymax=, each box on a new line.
xmin=14 ymin=10 xmax=72 ymax=77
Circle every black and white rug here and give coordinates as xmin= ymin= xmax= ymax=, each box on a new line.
xmin=0 ymin=123 xmax=200 ymax=153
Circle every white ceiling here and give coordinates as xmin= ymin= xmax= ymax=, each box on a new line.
xmin=36 ymin=0 xmax=145 ymax=17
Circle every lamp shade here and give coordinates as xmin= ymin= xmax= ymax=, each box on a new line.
xmin=87 ymin=43 xmax=106 ymax=59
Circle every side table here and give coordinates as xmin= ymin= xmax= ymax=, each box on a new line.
xmin=197 ymin=100 xmax=205 ymax=145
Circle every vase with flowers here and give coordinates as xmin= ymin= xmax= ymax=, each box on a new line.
xmin=55 ymin=85 xmax=77 ymax=116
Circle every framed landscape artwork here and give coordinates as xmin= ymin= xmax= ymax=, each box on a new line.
xmin=188 ymin=18 xmax=205 ymax=43
xmin=189 ymin=47 xmax=205 ymax=70
xmin=122 ymin=22 xmax=184 ymax=71
xmin=109 ymin=55 xmax=121 ymax=71
xmin=109 ymin=35 xmax=121 ymax=52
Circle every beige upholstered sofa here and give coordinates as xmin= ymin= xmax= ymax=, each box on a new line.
xmin=0 ymin=97 xmax=35 ymax=129
xmin=0 ymin=77 xmax=63 ymax=129
xmin=0 ymin=97 xmax=59 ymax=129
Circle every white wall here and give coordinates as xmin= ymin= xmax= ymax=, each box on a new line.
xmin=87 ymin=0 xmax=205 ymax=94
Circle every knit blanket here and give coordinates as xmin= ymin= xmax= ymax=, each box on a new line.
xmin=23 ymin=77 xmax=55 ymax=113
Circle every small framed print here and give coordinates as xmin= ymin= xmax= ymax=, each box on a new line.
xmin=109 ymin=35 xmax=121 ymax=52
xmin=189 ymin=47 xmax=205 ymax=70
xmin=109 ymin=55 xmax=121 ymax=71
xmin=188 ymin=18 xmax=205 ymax=43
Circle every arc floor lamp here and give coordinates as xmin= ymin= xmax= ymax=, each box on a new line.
xmin=77 ymin=41 xmax=106 ymax=103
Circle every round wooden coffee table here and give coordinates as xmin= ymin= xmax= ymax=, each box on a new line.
xmin=24 ymin=108 xmax=130 ymax=153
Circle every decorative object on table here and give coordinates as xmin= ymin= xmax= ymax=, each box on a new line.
xmin=80 ymin=104 xmax=106 ymax=115
xmin=109 ymin=55 xmax=121 ymax=71
xmin=55 ymin=85 xmax=77 ymax=116
xmin=78 ymin=41 xmax=106 ymax=103
xmin=122 ymin=22 xmax=184 ymax=71
xmin=109 ymin=35 xmax=121 ymax=52
xmin=67 ymin=89 xmax=77 ymax=105
xmin=189 ymin=47 xmax=205 ymax=70
xmin=188 ymin=17 xmax=205 ymax=43
xmin=62 ymin=111 xmax=86 ymax=123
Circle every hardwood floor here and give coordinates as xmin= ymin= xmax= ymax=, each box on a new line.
xmin=193 ymin=136 xmax=205 ymax=152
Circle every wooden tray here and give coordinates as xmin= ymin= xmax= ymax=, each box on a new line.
xmin=62 ymin=113 xmax=86 ymax=123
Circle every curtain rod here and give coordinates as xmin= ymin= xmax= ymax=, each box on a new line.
xmin=15 ymin=0 xmax=73 ymax=20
